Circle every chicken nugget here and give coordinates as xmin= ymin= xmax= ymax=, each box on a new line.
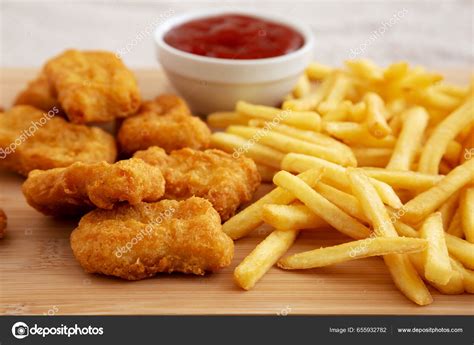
xmin=22 ymin=158 xmax=165 ymax=216
xmin=134 ymin=147 xmax=261 ymax=221
xmin=0 ymin=105 xmax=117 ymax=176
xmin=117 ymin=94 xmax=211 ymax=155
xmin=44 ymin=49 xmax=141 ymax=123
xmin=70 ymin=197 xmax=234 ymax=280
xmin=0 ymin=208 xmax=6 ymax=238
xmin=14 ymin=71 xmax=61 ymax=112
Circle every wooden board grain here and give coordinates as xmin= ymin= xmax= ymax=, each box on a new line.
xmin=1 ymin=68 xmax=473 ymax=315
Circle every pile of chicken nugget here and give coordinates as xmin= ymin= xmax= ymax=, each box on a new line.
xmin=0 ymin=49 xmax=261 ymax=280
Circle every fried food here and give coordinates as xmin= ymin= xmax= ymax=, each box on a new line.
xmin=0 ymin=106 xmax=117 ymax=176
xmin=44 ymin=49 xmax=141 ymax=123
xmin=0 ymin=208 xmax=6 ymax=238
xmin=134 ymin=147 xmax=260 ymax=221
xmin=70 ymin=197 xmax=234 ymax=280
xmin=14 ymin=72 xmax=61 ymax=112
xmin=22 ymin=158 xmax=165 ymax=216
xmin=118 ymin=94 xmax=211 ymax=155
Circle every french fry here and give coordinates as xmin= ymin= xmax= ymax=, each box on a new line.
xmin=410 ymin=253 xmax=464 ymax=295
xmin=305 ymin=62 xmax=333 ymax=80
xmin=262 ymin=200 xmax=370 ymax=232
xmin=384 ymin=62 xmax=409 ymax=82
xmin=282 ymin=153 xmax=403 ymax=208
xmin=460 ymin=187 xmax=474 ymax=242
xmin=347 ymin=169 xmax=433 ymax=306
xmin=273 ymin=171 xmax=372 ymax=239
xmin=347 ymin=101 xmax=366 ymax=122
xmin=222 ymin=169 xmax=323 ymax=240
xmin=438 ymin=192 xmax=460 ymax=229
xmin=318 ymin=72 xmax=351 ymax=114
xmin=278 ymin=237 xmax=427 ymax=269
xmin=261 ymin=203 xmax=327 ymax=230
xmin=445 ymin=234 xmax=474 ymax=269
xmin=314 ymin=182 xmax=368 ymax=222
xmin=434 ymin=83 xmax=469 ymax=98
xmin=248 ymin=119 xmax=356 ymax=161
xmin=283 ymin=74 xmax=334 ymax=111
xmin=352 ymin=148 xmax=392 ymax=167
xmin=418 ymin=97 xmax=474 ymax=174
xmin=361 ymin=168 xmax=443 ymax=191
xmin=227 ymin=126 xmax=356 ymax=166
xmin=256 ymin=164 xmax=278 ymax=183
xmin=447 ymin=208 xmax=464 ymax=238
xmin=401 ymin=158 xmax=474 ymax=223
xmin=419 ymin=212 xmax=453 ymax=285
xmin=322 ymin=100 xmax=351 ymax=121
xmin=399 ymin=67 xmax=442 ymax=90
xmin=210 ymin=132 xmax=284 ymax=169
xmin=444 ymin=140 xmax=462 ymax=167
xmin=234 ymin=229 xmax=299 ymax=290
xmin=439 ymin=160 xmax=453 ymax=175
xmin=207 ymin=111 xmax=247 ymax=128
xmin=213 ymin=60 xmax=472 ymax=305
xmin=386 ymin=107 xmax=429 ymax=170
xmin=293 ymin=74 xmax=311 ymax=98
xmin=323 ymin=122 xmax=396 ymax=148
xmin=388 ymin=113 xmax=403 ymax=136
xmin=382 ymin=254 xmax=433 ymax=305
xmin=416 ymin=87 xmax=461 ymax=111
xmin=395 ymin=222 xmax=474 ymax=294
xmin=346 ymin=59 xmax=383 ymax=81
xmin=393 ymin=220 xmax=419 ymax=238
xmin=387 ymin=98 xmax=407 ymax=117
xmin=460 ymin=126 xmax=474 ymax=163
xmin=450 ymin=258 xmax=474 ymax=293
xmin=347 ymin=169 xmax=398 ymax=237
xmin=364 ymin=92 xmax=392 ymax=138
xmin=236 ymin=101 xmax=321 ymax=131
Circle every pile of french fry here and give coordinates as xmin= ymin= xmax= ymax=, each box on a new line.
xmin=208 ymin=59 xmax=474 ymax=306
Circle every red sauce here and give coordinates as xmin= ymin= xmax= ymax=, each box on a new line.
xmin=164 ymin=14 xmax=304 ymax=59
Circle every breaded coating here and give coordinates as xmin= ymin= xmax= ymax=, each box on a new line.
xmin=117 ymin=94 xmax=211 ymax=155
xmin=14 ymin=72 xmax=61 ymax=112
xmin=0 ymin=105 xmax=117 ymax=176
xmin=134 ymin=147 xmax=261 ymax=221
xmin=0 ymin=208 xmax=6 ymax=238
xmin=70 ymin=197 xmax=234 ymax=280
xmin=22 ymin=158 xmax=165 ymax=216
xmin=44 ymin=49 xmax=141 ymax=123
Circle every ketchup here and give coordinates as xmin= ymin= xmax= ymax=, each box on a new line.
xmin=164 ymin=14 xmax=304 ymax=59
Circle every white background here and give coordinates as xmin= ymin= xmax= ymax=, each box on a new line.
xmin=1 ymin=0 xmax=473 ymax=68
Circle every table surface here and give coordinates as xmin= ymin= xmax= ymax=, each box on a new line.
xmin=1 ymin=68 xmax=473 ymax=315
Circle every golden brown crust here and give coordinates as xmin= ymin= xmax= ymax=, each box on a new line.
xmin=134 ymin=147 xmax=261 ymax=221
xmin=44 ymin=49 xmax=141 ymax=123
xmin=14 ymin=72 xmax=61 ymax=112
xmin=117 ymin=94 xmax=211 ymax=155
xmin=70 ymin=197 xmax=234 ymax=280
xmin=0 ymin=105 xmax=117 ymax=176
xmin=22 ymin=158 xmax=165 ymax=216
xmin=0 ymin=208 xmax=6 ymax=238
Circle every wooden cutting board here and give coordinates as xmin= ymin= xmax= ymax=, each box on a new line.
xmin=1 ymin=68 xmax=473 ymax=315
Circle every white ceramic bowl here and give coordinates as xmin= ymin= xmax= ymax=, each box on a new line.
xmin=154 ymin=9 xmax=315 ymax=114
